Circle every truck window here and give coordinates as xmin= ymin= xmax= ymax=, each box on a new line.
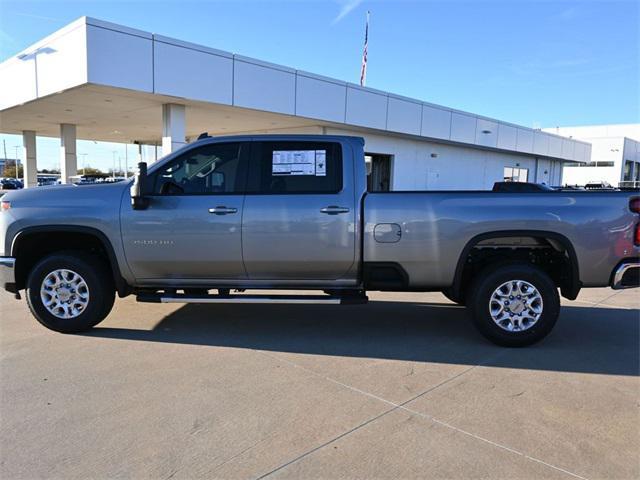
xmin=151 ymin=143 xmax=246 ymax=195
xmin=247 ymin=141 xmax=342 ymax=194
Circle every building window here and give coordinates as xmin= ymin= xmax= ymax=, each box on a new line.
xmin=504 ymin=167 xmax=528 ymax=183
xmin=623 ymin=160 xmax=634 ymax=181
xmin=570 ymin=161 xmax=615 ymax=167
xmin=365 ymin=153 xmax=393 ymax=192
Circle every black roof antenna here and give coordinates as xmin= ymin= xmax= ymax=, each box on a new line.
xmin=197 ymin=132 xmax=211 ymax=140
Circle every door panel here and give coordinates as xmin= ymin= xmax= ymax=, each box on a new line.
xmin=120 ymin=141 xmax=248 ymax=281
xmin=242 ymin=141 xmax=356 ymax=280
xmin=242 ymin=194 xmax=355 ymax=279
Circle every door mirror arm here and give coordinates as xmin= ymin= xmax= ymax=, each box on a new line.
xmin=131 ymin=162 xmax=150 ymax=210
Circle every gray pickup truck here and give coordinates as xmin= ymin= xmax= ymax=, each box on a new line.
xmin=1 ymin=135 xmax=638 ymax=346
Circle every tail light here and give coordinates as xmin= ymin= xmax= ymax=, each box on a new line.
xmin=630 ymin=197 xmax=640 ymax=214
xmin=636 ymin=223 xmax=640 ymax=246
xmin=0 ymin=201 xmax=10 ymax=212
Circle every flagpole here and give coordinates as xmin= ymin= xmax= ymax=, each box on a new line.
xmin=360 ymin=10 xmax=369 ymax=87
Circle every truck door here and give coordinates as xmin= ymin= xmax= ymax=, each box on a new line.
xmin=120 ymin=141 xmax=249 ymax=281
xmin=242 ymin=140 xmax=357 ymax=280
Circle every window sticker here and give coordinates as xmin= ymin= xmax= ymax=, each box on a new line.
xmin=315 ymin=150 xmax=326 ymax=176
xmin=272 ymin=150 xmax=327 ymax=176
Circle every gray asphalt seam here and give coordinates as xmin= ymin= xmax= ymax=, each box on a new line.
xmin=255 ymin=350 xmax=588 ymax=480
xmin=253 ymin=352 xmax=482 ymax=480
xmin=572 ymin=300 xmax=636 ymax=310
xmin=570 ymin=292 xmax=638 ymax=311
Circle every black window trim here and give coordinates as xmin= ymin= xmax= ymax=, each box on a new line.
xmin=148 ymin=141 xmax=250 ymax=197
xmin=245 ymin=140 xmax=345 ymax=196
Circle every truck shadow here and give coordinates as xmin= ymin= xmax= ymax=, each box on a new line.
xmin=87 ymin=301 xmax=639 ymax=377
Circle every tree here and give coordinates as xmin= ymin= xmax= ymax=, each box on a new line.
xmin=81 ymin=167 xmax=105 ymax=176
xmin=3 ymin=160 xmax=23 ymax=179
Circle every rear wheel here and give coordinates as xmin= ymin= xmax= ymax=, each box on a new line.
xmin=26 ymin=251 xmax=115 ymax=333
xmin=467 ymin=263 xmax=560 ymax=347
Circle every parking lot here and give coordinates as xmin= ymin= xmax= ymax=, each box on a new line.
xmin=1 ymin=288 xmax=638 ymax=479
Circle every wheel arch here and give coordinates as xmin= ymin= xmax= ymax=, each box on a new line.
xmin=451 ymin=230 xmax=581 ymax=300
xmin=11 ymin=225 xmax=130 ymax=297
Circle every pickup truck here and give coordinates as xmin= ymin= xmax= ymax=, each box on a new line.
xmin=1 ymin=135 xmax=638 ymax=346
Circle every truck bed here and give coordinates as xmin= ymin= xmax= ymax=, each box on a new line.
xmin=363 ymin=190 xmax=638 ymax=289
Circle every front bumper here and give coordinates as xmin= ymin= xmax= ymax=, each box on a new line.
xmin=0 ymin=257 xmax=16 ymax=293
xmin=611 ymin=260 xmax=640 ymax=289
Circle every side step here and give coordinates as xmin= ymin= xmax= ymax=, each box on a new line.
xmin=136 ymin=293 xmax=368 ymax=305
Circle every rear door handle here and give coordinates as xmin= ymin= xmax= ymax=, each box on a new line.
xmin=208 ymin=206 xmax=238 ymax=215
xmin=320 ymin=206 xmax=350 ymax=215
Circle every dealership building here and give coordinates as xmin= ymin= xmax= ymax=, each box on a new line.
xmin=0 ymin=16 xmax=591 ymax=189
xmin=543 ymin=124 xmax=640 ymax=188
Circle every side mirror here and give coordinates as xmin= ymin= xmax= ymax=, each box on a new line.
xmin=131 ymin=162 xmax=150 ymax=210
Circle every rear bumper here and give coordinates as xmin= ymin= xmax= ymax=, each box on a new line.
xmin=611 ymin=260 xmax=640 ymax=289
xmin=0 ymin=257 xmax=16 ymax=293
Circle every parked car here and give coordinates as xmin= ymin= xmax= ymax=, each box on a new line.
xmin=1 ymin=135 xmax=638 ymax=346
xmin=585 ymin=181 xmax=616 ymax=190
xmin=0 ymin=178 xmax=22 ymax=190
xmin=492 ymin=182 xmax=556 ymax=193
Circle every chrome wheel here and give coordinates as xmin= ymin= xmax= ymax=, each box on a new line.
xmin=40 ymin=269 xmax=90 ymax=319
xmin=489 ymin=280 xmax=543 ymax=332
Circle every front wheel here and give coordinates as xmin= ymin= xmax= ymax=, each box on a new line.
xmin=467 ymin=264 xmax=560 ymax=347
xmin=26 ymin=251 xmax=115 ymax=333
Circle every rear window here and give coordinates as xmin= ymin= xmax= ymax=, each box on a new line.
xmin=247 ymin=141 xmax=343 ymax=194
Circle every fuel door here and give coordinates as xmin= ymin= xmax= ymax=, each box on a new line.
xmin=374 ymin=223 xmax=402 ymax=243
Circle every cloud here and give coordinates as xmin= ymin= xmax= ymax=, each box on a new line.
xmin=332 ymin=0 xmax=364 ymax=24
xmin=554 ymin=6 xmax=579 ymax=21
xmin=0 ymin=28 xmax=15 ymax=46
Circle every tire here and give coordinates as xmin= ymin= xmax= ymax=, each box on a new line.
xmin=466 ymin=263 xmax=560 ymax=347
xmin=26 ymin=251 xmax=115 ymax=333
xmin=442 ymin=288 xmax=465 ymax=305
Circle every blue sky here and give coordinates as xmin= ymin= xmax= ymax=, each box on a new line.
xmin=0 ymin=0 xmax=638 ymax=171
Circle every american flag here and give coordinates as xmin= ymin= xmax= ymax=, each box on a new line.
xmin=360 ymin=11 xmax=369 ymax=86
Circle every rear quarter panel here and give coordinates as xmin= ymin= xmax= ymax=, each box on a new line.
xmin=364 ymin=191 xmax=638 ymax=288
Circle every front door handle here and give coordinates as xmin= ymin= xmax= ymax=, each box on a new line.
xmin=208 ymin=206 xmax=238 ymax=215
xmin=320 ymin=206 xmax=350 ymax=215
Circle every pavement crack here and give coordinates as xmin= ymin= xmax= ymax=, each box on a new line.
xmin=254 ymin=403 xmax=398 ymax=480
xmin=253 ymin=350 xmax=496 ymax=479
xmin=210 ymin=436 xmax=273 ymax=474
xmin=255 ymin=349 xmax=588 ymax=480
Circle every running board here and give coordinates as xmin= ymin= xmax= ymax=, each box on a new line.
xmin=136 ymin=293 xmax=368 ymax=305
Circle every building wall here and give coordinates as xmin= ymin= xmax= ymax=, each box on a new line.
xmin=561 ymin=137 xmax=624 ymax=186
xmin=324 ymin=128 xmax=563 ymax=190
xmin=561 ymin=165 xmax=621 ymax=187
xmin=0 ymin=18 xmax=88 ymax=110
xmin=543 ymin=124 xmax=640 ymax=187
xmin=622 ymin=137 xmax=640 ymax=183
xmin=236 ymin=125 xmax=564 ymax=190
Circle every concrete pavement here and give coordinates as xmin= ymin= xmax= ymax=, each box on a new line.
xmin=1 ymin=288 xmax=638 ymax=479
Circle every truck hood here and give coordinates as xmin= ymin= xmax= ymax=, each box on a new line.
xmin=0 ymin=181 xmax=132 ymax=257
xmin=1 ymin=181 xmax=131 ymax=207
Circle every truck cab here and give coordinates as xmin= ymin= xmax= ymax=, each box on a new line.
xmin=124 ymin=135 xmax=363 ymax=286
